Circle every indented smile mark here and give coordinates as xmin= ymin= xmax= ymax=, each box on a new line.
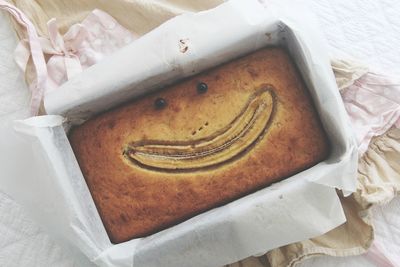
xmin=124 ymin=85 xmax=277 ymax=172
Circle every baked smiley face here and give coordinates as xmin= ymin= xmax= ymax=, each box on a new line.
xmin=69 ymin=47 xmax=330 ymax=243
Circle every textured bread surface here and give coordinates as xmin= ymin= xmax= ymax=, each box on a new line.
xmin=69 ymin=47 xmax=330 ymax=243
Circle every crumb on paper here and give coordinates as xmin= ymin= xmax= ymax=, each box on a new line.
xmin=179 ymin=38 xmax=189 ymax=53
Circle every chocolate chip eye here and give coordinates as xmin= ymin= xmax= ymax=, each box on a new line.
xmin=154 ymin=97 xmax=167 ymax=109
xmin=197 ymin=82 xmax=208 ymax=94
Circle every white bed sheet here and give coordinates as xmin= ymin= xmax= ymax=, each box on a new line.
xmin=0 ymin=0 xmax=399 ymax=266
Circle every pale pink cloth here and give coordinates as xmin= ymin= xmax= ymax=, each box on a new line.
xmin=341 ymin=72 xmax=400 ymax=155
xmin=15 ymin=9 xmax=137 ymax=94
xmin=0 ymin=0 xmax=47 ymax=115
xmin=1 ymin=2 xmax=137 ymax=115
xmin=341 ymin=72 xmax=400 ymax=267
xmin=365 ymin=240 xmax=398 ymax=267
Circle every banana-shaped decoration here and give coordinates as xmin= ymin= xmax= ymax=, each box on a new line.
xmin=124 ymin=85 xmax=277 ymax=172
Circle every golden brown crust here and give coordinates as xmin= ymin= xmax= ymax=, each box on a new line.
xmin=69 ymin=47 xmax=330 ymax=243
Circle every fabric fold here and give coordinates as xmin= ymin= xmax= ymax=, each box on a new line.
xmin=356 ymin=127 xmax=400 ymax=207
xmin=0 ymin=0 xmax=47 ymax=115
xmin=340 ymin=72 xmax=400 ymax=154
xmin=13 ymin=8 xmax=137 ymax=96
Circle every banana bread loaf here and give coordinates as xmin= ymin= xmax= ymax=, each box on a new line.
xmin=69 ymin=47 xmax=330 ymax=243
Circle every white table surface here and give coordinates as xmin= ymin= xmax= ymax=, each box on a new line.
xmin=1 ymin=0 xmax=399 ymax=266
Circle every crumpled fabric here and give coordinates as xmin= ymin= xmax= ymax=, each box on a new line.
xmin=356 ymin=127 xmax=400 ymax=207
xmin=14 ymin=8 xmax=137 ymax=95
xmin=1 ymin=1 xmax=137 ymax=115
xmin=331 ymin=58 xmax=368 ymax=90
xmin=0 ymin=0 xmax=47 ymax=115
xmin=340 ymin=73 xmax=400 ymax=154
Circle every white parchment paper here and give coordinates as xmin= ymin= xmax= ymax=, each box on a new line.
xmin=11 ymin=0 xmax=358 ymax=266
